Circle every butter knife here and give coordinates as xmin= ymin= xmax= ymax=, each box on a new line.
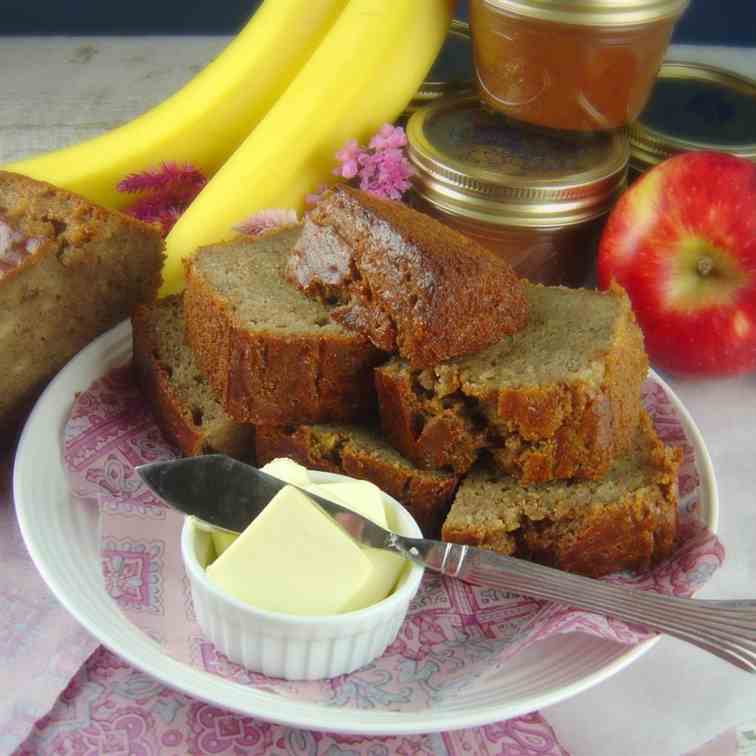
xmin=136 ymin=454 xmax=756 ymax=673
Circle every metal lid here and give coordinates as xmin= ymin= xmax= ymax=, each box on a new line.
xmin=629 ymin=61 xmax=756 ymax=171
xmin=482 ymin=0 xmax=689 ymax=27
xmin=406 ymin=21 xmax=474 ymax=114
xmin=407 ymin=95 xmax=629 ymax=228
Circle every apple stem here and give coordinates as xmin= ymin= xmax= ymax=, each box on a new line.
xmin=697 ymin=256 xmax=714 ymax=277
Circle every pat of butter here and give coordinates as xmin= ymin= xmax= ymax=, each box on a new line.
xmin=307 ymin=481 xmax=406 ymax=611
xmin=206 ymin=485 xmax=373 ymax=615
xmin=210 ymin=458 xmax=310 ymax=557
xmin=310 ymin=480 xmax=387 ymax=527
xmin=260 ymin=457 xmax=311 ymax=487
xmin=210 ymin=530 xmax=238 ymax=557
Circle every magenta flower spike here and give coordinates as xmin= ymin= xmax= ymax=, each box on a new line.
xmin=116 ymin=161 xmax=207 ymax=236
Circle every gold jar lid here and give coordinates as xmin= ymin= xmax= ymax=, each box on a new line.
xmin=404 ymin=21 xmax=474 ymax=117
xmin=629 ymin=61 xmax=756 ymax=172
xmin=482 ymin=0 xmax=689 ymax=26
xmin=407 ymin=95 xmax=629 ymax=228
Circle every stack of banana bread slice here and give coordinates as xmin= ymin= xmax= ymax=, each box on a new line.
xmin=133 ymin=187 xmax=681 ymax=575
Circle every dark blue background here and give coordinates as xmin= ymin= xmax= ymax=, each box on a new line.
xmin=1 ymin=1 xmax=754 ymax=46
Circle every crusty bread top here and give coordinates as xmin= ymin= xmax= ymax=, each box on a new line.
xmin=382 ymin=283 xmax=644 ymax=395
xmin=0 ymin=170 xmax=163 ymax=278
xmin=287 ymin=186 xmax=528 ymax=368
xmin=188 ymin=226 xmax=373 ymax=341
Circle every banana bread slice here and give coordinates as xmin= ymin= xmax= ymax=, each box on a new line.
xmin=132 ymin=295 xmax=255 ymax=459
xmin=0 ymin=171 xmax=163 ymax=437
xmin=255 ymin=423 xmax=458 ymax=537
xmin=183 ymin=227 xmax=386 ymax=425
xmin=442 ymin=412 xmax=681 ymax=577
xmin=287 ymin=186 xmax=528 ymax=368
xmin=375 ymin=283 xmax=648 ymax=483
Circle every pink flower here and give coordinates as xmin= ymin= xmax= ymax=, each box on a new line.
xmin=117 ymin=161 xmax=206 ymax=236
xmin=369 ymin=123 xmax=408 ymax=151
xmin=357 ymin=144 xmax=413 ymax=200
xmin=234 ymin=208 xmax=299 ymax=238
xmin=334 ymin=139 xmax=361 ymax=180
xmin=325 ymin=124 xmax=414 ymax=204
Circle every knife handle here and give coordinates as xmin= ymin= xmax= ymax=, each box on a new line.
xmin=394 ymin=536 xmax=756 ymax=674
xmin=392 ymin=535 xmax=471 ymax=577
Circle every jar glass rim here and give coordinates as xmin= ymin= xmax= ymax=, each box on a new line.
xmin=480 ymin=0 xmax=690 ymax=27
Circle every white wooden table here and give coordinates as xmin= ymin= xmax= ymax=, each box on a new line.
xmin=1 ymin=39 xmax=755 ymax=164
xmin=2 ymin=35 xmax=756 ymax=756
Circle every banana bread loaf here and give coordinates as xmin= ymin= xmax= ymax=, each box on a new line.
xmin=287 ymin=186 xmax=528 ymax=368
xmin=255 ymin=422 xmax=459 ymax=536
xmin=442 ymin=411 xmax=681 ymax=577
xmin=183 ymin=226 xmax=386 ymax=425
xmin=0 ymin=170 xmax=163 ymax=437
xmin=375 ymin=283 xmax=648 ymax=483
xmin=132 ymin=295 xmax=255 ymax=459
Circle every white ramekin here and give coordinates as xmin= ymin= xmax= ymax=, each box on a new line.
xmin=181 ymin=470 xmax=425 ymax=681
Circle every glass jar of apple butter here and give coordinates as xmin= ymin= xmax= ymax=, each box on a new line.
xmin=469 ymin=0 xmax=689 ymax=132
xmin=406 ymin=96 xmax=629 ymax=286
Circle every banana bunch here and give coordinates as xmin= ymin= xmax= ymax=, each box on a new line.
xmin=6 ymin=0 xmax=453 ymax=294
xmin=3 ymin=0 xmax=349 ymax=208
xmin=162 ymin=0 xmax=453 ymax=294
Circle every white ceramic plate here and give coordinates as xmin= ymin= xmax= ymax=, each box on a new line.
xmin=14 ymin=320 xmax=718 ymax=736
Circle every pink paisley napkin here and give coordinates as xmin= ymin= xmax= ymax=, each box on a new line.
xmin=0 ymin=453 xmax=100 ymax=754
xmin=16 ymin=650 xmax=568 ymax=755
xmin=59 ymin=365 xmax=724 ymax=716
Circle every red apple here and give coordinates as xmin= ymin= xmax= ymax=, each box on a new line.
xmin=597 ymin=151 xmax=756 ymax=377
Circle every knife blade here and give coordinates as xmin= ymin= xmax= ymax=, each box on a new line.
xmin=135 ymin=454 xmax=394 ymax=549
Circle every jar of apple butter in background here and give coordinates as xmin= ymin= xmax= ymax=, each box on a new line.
xmin=400 ymin=20 xmax=475 ymax=123
xmin=406 ymin=96 xmax=629 ymax=287
xmin=629 ymin=61 xmax=756 ymax=178
xmin=469 ymin=0 xmax=689 ymax=132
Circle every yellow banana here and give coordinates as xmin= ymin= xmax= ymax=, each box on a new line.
xmin=3 ymin=0 xmax=348 ymax=209
xmin=161 ymin=0 xmax=453 ymax=295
